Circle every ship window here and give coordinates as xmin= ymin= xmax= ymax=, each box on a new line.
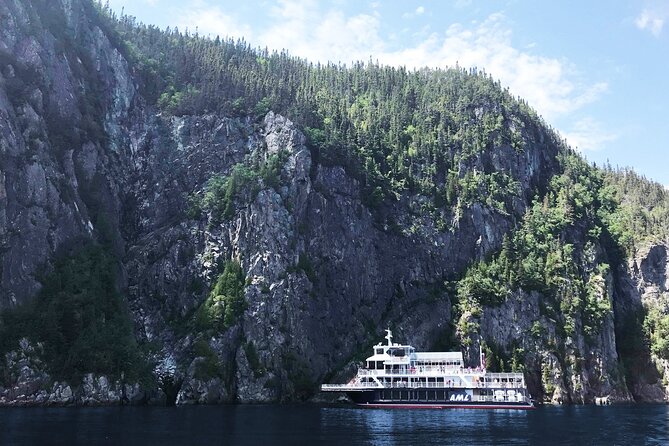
xmin=377 ymin=361 xmax=384 ymax=369
xmin=376 ymin=348 xmax=384 ymax=354
xmin=387 ymin=348 xmax=405 ymax=357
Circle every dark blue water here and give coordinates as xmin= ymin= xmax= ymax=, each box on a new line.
xmin=1 ymin=404 xmax=667 ymax=445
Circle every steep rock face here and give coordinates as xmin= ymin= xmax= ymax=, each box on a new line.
xmin=109 ymin=99 xmax=562 ymax=403
xmin=0 ymin=0 xmax=666 ymax=405
xmin=614 ymin=243 xmax=669 ymax=402
xmin=0 ymin=0 xmax=133 ymax=305
xmin=478 ymin=284 xmax=629 ymax=404
xmin=124 ymin=114 xmax=257 ymax=338
xmin=637 ymin=245 xmax=669 ymax=292
xmin=458 ymin=219 xmax=635 ymax=404
xmin=165 ymin=112 xmax=564 ymax=402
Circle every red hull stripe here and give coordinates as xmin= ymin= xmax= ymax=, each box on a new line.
xmin=357 ymin=403 xmax=535 ymax=410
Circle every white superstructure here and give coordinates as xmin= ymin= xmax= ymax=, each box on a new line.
xmin=322 ymin=329 xmax=533 ymax=407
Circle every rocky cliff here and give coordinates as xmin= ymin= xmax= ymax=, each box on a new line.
xmin=0 ymin=0 xmax=667 ymax=405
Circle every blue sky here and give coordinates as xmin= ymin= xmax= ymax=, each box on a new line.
xmin=106 ymin=0 xmax=669 ymax=186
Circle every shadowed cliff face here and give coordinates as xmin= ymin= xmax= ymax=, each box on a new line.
xmin=0 ymin=0 xmax=667 ymax=405
xmin=0 ymin=0 xmax=136 ymax=306
xmin=614 ymin=244 xmax=669 ymax=403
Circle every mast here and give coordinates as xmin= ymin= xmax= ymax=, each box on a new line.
xmin=479 ymin=343 xmax=486 ymax=370
xmin=385 ymin=328 xmax=392 ymax=346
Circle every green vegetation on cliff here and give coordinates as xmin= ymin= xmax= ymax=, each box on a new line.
xmin=603 ymin=167 xmax=669 ymax=364
xmin=455 ymin=153 xmax=617 ymax=397
xmin=601 ymin=166 xmax=669 ymax=252
xmin=0 ymin=244 xmax=148 ymax=384
xmin=457 ymin=154 xmax=614 ymax=336
xmin=195 ymin=151 xmax=290 ymax=222
xmin=646 ymin=305 xmax=669 ymax=360
xmin=454 ymin=154 xmax=669 ymax=398
xmin=194 ymin=260 xmax=247 ymax=331
xmin=99 ymin=3 xmax=564 ymax=220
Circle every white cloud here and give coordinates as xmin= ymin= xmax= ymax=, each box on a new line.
xmin=256 ymin=0 xmax=384 ymax=64
xmin=105 ymin=0 xmax=128 ymax=9
xmin=635 ymin=9 xmax=665 ymax=36
xmin=378 ymin=13 xmax=607 ymax=121
xmin=403 ymin=5 xmax=425 ymax=19
xmin=107 ymin=0 xmax=159 ymax=8
xmin=176 ymin=3 xmax=252 ymax=39
xmin=455 ymin=0 xmax=473 ymax=8
xmin=562 ymin=117 xmax=618 ymax=152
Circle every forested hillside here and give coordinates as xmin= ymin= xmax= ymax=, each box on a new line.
xmin=0 ymin=0 xmax=667 ymax=405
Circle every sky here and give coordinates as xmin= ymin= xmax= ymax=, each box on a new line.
xmin=105 ymin=0 xmax=669 ymax=186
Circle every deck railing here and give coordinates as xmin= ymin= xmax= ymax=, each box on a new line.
xmin=356 ymin=369 xmax=524 ymax=384
xmin=321 ymin=381 xmax=526 ymax=391
xmin=358 ymin=368 xmax=523 ymax=378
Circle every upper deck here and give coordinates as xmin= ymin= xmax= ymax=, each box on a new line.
xmin=364 ymin=329 xmax=465 ymax=371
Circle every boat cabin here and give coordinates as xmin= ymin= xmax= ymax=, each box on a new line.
xmin=365 ymin=329 xmax=464 ymax=374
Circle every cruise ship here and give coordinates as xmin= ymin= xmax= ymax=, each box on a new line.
xmin=321 ymin=330 xmax=534 ymax=409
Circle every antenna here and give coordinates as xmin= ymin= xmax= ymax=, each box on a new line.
xmin=480 ymin=343 xmax=486 ymax=370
